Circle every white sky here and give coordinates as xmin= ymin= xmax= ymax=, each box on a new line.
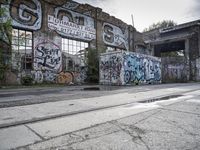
xmin=74 ymin=0 xmax=200 ymax=32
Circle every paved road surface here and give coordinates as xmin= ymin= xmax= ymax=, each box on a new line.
xmin=0 ymin=83 xmax=200 ymax=150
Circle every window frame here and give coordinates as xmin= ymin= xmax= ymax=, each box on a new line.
xmin=11 ymin=28 xmax=33 ymax=70
xmin=61 ymin=38 xmax=89 ymax=71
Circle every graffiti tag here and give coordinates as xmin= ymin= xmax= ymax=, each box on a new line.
xmin=48 ymin=2 xmax=96 ymax=41
xmin=100 ymin=51 xmax=161 ymax=85
xmin=34 ymin=41 xmax=62 ymax=72
xmin=9 ymin=0 xmax=42 ymax=30
xmin=103 ymin=23 xmax=128 ymax=50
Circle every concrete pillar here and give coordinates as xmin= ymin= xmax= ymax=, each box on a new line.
xmin=184 ymin=39 xmax=190 ymax=81
xmin=198 ymin=26 xmax=200 ymax=57
xmin=128 ymin=25 xmax=135 ymax=51
xmin=197 ymin=26 xmax=200 ymax=80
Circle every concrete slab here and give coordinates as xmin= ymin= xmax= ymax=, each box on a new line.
xmin=132 ymin=109 xmax=200 ymax=149
xmin=0 ymin=125 xmax=41 ymax=150
xmin=19 ymin=123 xmax=121 ymax=150
xmin=164 ymin=98 xmax=200 ymax=115
xmin=66 ymin=101 xmax=200 ymax=150
xmin=27 ymin=103 xmax=159 ymax=139
xmin=0 ymin=100 xmax=93 ymax=127
xmin=59 ymin=131 xmax=147 ymax=150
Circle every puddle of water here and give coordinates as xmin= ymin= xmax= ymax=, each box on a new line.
xmin=186 ymin=99 xmax=200 ymax=103
xmin=139 ymin=95 xmax=183 ymax=103
xmin=123 ymin=103 xmax=138 ymax=108
xmin=3 ymin=117 xmax=13 ymax=120
xmin=83 ymin=87 xmax=100 ymax=91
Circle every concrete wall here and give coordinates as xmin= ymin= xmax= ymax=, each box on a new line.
xmin=196 ymin=58 xmax=200 ymax=81
xmin=99 ymin=51 xmax=161 ymax=85
xmin=161 ymin=57 xmax=189 ymax=83
xmin=0 ymin=0 xmax=136 ymax=85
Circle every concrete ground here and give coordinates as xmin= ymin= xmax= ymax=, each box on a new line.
xmin=0 ymin=83 xmax=200 ymax=150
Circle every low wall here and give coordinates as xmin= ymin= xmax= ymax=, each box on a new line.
xmin=99 ymin=51 xmax=161 ymax=85
xmin=161 ymin=57 xmax=189 ymax=83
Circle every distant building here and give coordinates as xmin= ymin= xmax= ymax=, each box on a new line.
xmin=143 ymin=20 xmax=200 ymax=82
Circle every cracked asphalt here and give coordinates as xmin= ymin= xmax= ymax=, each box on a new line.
xmin=18 ymin=97 xmax=200 ymax=150
xmin=0 ymin=83 xmax=200 ymax=150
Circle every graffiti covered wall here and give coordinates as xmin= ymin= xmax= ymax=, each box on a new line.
xmin=2 ymin=0 xmax=42 ymax=30
xmin=48 ymin=1 xmax=96 ymax=41
xmin=162 ymin=57 xmax=189 ymax=83
xmin=33 ymin=34 xmax=62 ymax=83
xmin=103 ymin=23 xmax=129 ymax=50
xmin=100 ymin=51 xmax=161 ymax=85
xmin=99 ymin=52 xmax=123 ymax=85
xmin=1 ymin=0 xmax=136 ymax=85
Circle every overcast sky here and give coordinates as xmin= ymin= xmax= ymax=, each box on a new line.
xmin=74 ymin=0 xmax=200 ymax=32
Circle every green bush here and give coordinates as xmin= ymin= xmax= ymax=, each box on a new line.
xmin=21 ymin=76 xmax=33 ymax=85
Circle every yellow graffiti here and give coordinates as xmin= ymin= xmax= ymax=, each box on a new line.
xmin=57 ymin=72 xmax=73 ymax=84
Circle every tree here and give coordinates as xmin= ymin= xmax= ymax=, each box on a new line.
xmin=85 ymin=48 xmax=99 ymax=83
xmin=0 ymin=5 xmax=12 ymax=83
xmin=161 ymin=50 xmax=184 ymax=57
xmin=143 ymin=20 xmax=177 ymax=32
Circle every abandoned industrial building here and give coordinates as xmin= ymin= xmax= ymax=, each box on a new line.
xmin=0 ymin=0 xmax=200 ymax=85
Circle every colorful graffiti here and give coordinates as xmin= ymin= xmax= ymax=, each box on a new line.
xmin=31 ymin=70 xmax=43 ymax=83
xmin=100 ymin=51 xmax=161 ymax=85
xmin=123 ymin=53 xmax=161 ymax=84
xmin=5 ymin=0 xmax=42 ymax=30
xmin=32 ymin=34 xmax=88 ymax=83
xmin=48 ymin=2 xmax=96 ymax=41
xmin=99 ymin=52 xmax=123 ymax=85
xmin=73 ymin=67 xmax=88 ymax=83
xmin=34 ymin=39 xmax=62 ymax=72
xmin=57 ymin=69 xmax=87 ymax=84
xmin=79 ymin=67 xmax=88 ymax=82
xmin=31 ymin=70 xmax=57 ymax=83
xmin=33 ymin=35 xmax=62 ymax=82
xmin=103 ymin=23 xmax=129 ymax=50
xmin=57 ymin=72 xmax=73 ymax=84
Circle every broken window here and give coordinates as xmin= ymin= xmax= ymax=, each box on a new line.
xmin=62 ymin=38 xmax=89 ymax=71
xmin=11 ymin=29 xmax=33 ymax=70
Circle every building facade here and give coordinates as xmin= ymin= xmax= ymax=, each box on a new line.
xmin=0 ymin=0 xmax=137 ymax=85
xmin=0 ymin=0 xmax=199 ymax=85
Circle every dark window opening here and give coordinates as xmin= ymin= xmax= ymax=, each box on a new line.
xmin=78 ymin=17 xmax=84 ymax=25
xmin=21 ymin=54 xmax=32 ymax=70
xmin=154 ymin=40 xmax=185 ymax=57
